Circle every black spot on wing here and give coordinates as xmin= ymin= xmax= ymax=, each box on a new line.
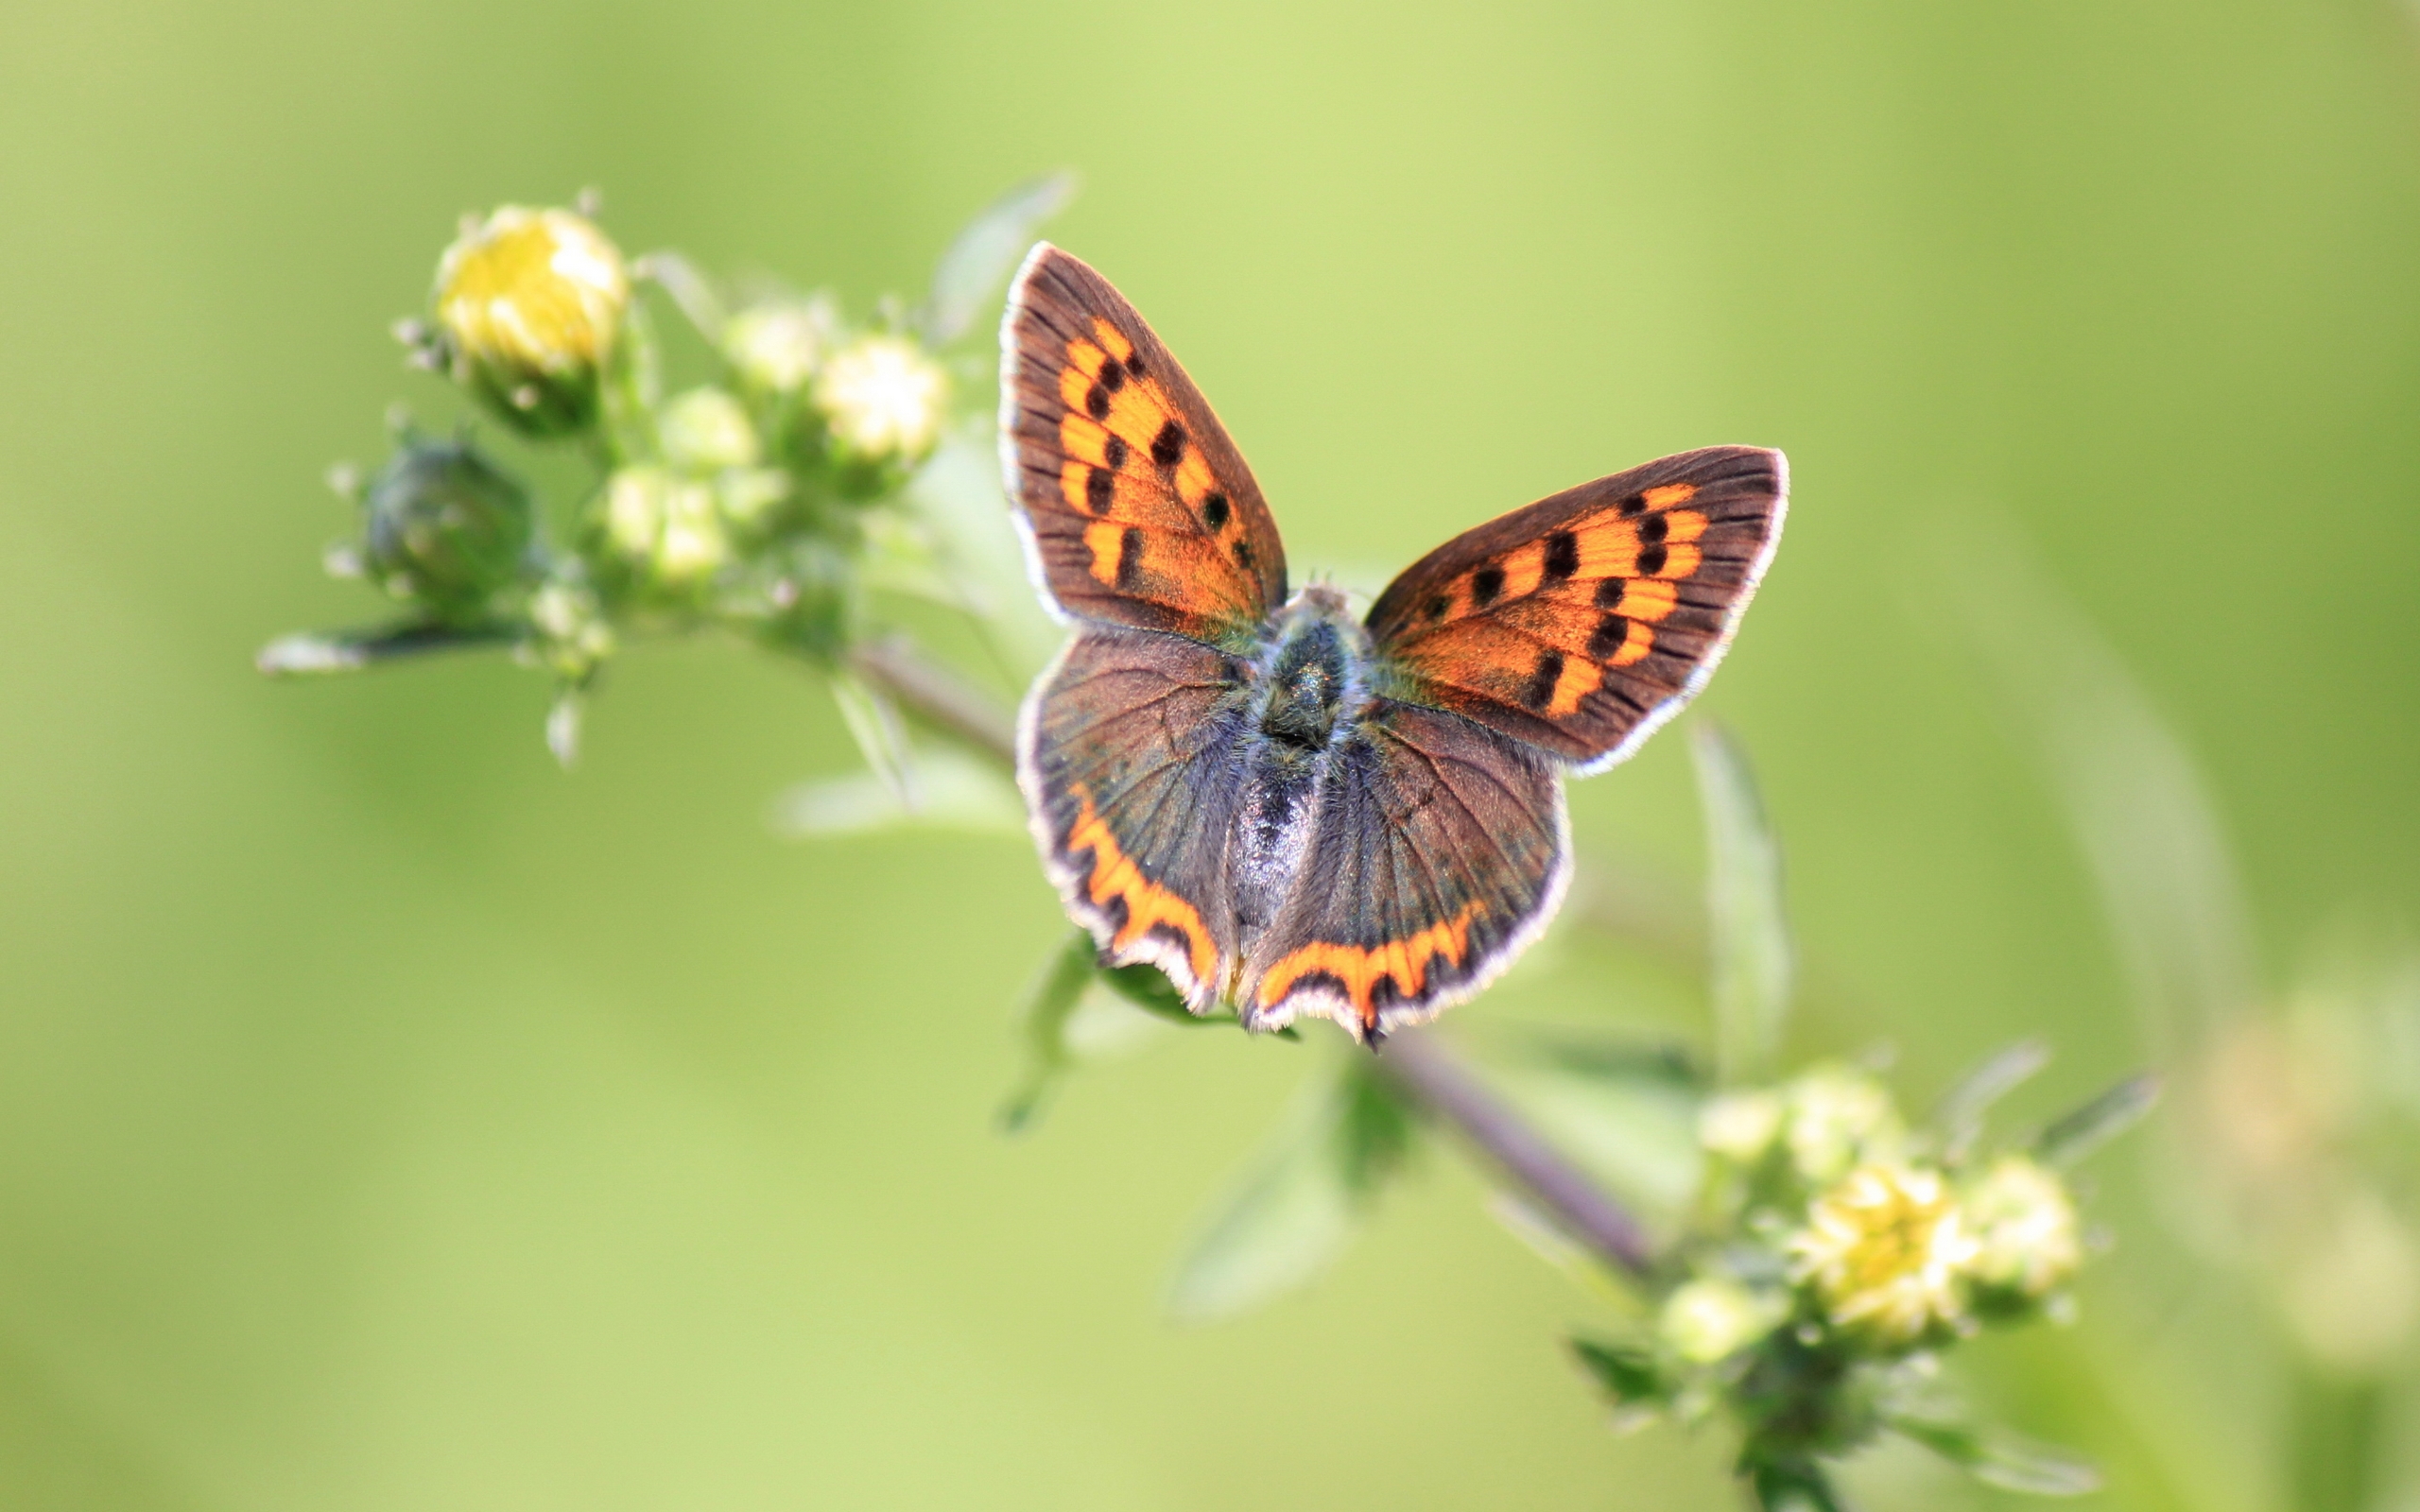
xmin=1202 ymin=492 xmax=1230 ymax=531
xmin=1637 ymin=542 xmax=1668 ymax=576
xmin=1085 ymin=384 xmax=1109 ymax=421
xmin=1595 ymin=578 xmax=1625 ymax=610
xmin=1116 ymin=526 xmax=1145 ymax=589
xmin=1084 ymin=466 xmax=1114 ymax=512
xmin=1471 ymin=565 xmax=1506 ymax=608
xmin=1637 ymin=513 xmax=1668 ymax=545
xmin=1104 ymin=434 xmax=1128 ymax=469
xmin=1520 ymin=650 xmax=1564 ymax=711
xmin=1543 ymin=530 xmax=1580 ymax=583
xmin=1588 ymin=614 xmax=1628 ymax=660
xmin=1150 ymin=420 xmax=1186 ymax=468
xmin=1098 ymin=360 xmax=1125 ymax=394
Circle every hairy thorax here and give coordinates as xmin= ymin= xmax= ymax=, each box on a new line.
xmin=1233 ymin=585 xmax=1374 ymax=943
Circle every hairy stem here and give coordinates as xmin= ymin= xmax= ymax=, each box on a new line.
xmin=856 ymin=637 xmax=1660 ymax=1280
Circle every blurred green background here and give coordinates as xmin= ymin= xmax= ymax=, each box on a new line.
xmin=4 ymin=0 xmax=2418 ymax=1506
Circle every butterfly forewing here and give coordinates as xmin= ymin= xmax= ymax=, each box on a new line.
xmin=999 ymin=245 xmax=1288 ymax=648
xmin=1366 ymin=446 xmax=1787 ymax=770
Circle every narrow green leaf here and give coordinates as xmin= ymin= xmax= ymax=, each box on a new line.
xmin=2034 ymin=1073 xmax=2161 ymax=1167
xmin=769 ymin=747 xmax=1025 ymax=838
xmin=1891 ymin=1416 xmax=2102 ymax=1496
xmin=1570 ymin=1336 xmax=1668 ymax=1407
xmin=920 ymin=170 xmax=1080 ymax=346
xmin=996 ymin=930 xmax=1100 ymax=1133
xmin=1693 ymin=724 xmax=1792 ymax=1086
xmin=827 ymin=668 xmax=919 ymax=808
xmin=1933 ymin=1039 xmax=2051 ymax=1158
xmin=1945 ymin=516 xmax=2258 ymax=1051
xmin=1165 ymin=1061 xmax=1401 ymax=1322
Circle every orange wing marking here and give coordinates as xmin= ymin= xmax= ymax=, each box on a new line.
xmin=1064 ymin=790 xmax=1216 ymax=988
xmin=1255 ymin=902 xmax=1484 ymax=1031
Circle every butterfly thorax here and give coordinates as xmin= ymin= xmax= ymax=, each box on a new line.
xmin=1232 ymin=586 xmax=1374 ymax=948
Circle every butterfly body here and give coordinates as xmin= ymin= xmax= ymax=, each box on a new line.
xmin=1001 ymin=246 xmax=1788 ymax=1042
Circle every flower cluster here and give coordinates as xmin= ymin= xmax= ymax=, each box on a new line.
xmin=1575 ymin=1057 xmax=2129 ymax=1501
xmin=280 ymin=188 xmax=1025 ymax=763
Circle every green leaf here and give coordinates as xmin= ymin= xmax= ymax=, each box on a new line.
xmin=1570 ymin=1336 xmax=1668 ymax=1408
xmin=2034 ymin=1073 xmax=2160 ymax=1167
xmin=1743 ymin=1458 xmax=1850 ymax=1512
xmin=827 ymin=668 xmax=919 ymax=807
xmin=1933 ymin=1039 xmax=2051 ymax=1159
xmin=1945 ymin=518 xmax=2258 ymax=1050
xmin=997 ymin=930 xmax=1101 ymax=1133
xmin=1890 ymin=1416 xmax=2102 ymax=1496
xmin=1693 ymin=723 xmax=1792 ymax=1086
xmin=1165 ymin=1060 xmax=1410 ymax=1322
xmin=919 ymin=170 xmax=1080 ymax=346
xmin=769 ymin=747 xmax=1025 ymax=838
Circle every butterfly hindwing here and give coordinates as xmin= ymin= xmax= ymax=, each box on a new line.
xmin=1000 ymin=244 xmax=1288 ymax=649
xmin=1015 ymin=623 xmax=1254 ymax=1009
xmin=1366 ymin=446 xmax=1787 ymax=770
xmin=1239 ymin=698 xmax=1569 ymax=1041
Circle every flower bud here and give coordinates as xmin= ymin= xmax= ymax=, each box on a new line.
xmin=595 ymin=466 xmax=728 ymax=591
xmin=1700 ymin=1090 xmax=1786 ymax=1163
xmin=1659 ymin=1278 xmax=1784 ymax=1364
xmin=809 ymin=333 xmax=950 ymax=481
xmin=723 ymin=296 xmax=836 ymax=395
xmin=435 ymin=206 xmax=630 ymax=437
xmin=358 ymin=433 xmax=536 ymax=623
xmin=1780 ymin=1065 xmax=1904 ymax=1185
xmin=1789 ymin=1164 xmax=1978 ymax=1345
xmin=1961 ymin=1155 xmax=2083 ymax=1305
xmin=525 ymin=578 xmax=614 ymax=679
xmin=659 ymin=387 xmax=761 ymax=473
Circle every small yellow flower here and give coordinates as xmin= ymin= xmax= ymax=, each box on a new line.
xmin=659 ymin=387 xmax=761 ymax=473
xmin=1700 ymin=1090 xmax=1786 ymax=1163
xmin=1789 ymin=1164 xmax=1978 ymax=1344
xmin=811 ymin=334 xmax=949 ymax=467
xmin=1781 ymin=1065 xmax=1904 ymax=1184
xmin=1659 ymin=1278 xmax=1785 ymax=1364
xmin=599 ymin=467 xmax=727 ymax=587
xmin=724 ymin=296 xmax=836 ymax=394
xmin=435 ymin=207 xmax=629 ymax=434
xmin=1962 ymin=1155 xmax=2083 ymax=1301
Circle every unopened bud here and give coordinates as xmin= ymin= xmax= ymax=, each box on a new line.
xmin=723 ymin=296 xmax=836 ymax=395
xmin=659 ymin=387 xmax=761 ymax=473
xmin=1962 ymin=1155 xmax=2083 ymax=1305
xmin=1659 ymin=1278 xmax=1784 ymax=1364
xmin=596 ymin=466 xmax=728 ymax=590
xmin=810 ymin=333 xmax=949 ymax=478
xmin=1780 ymin=1065 xmax=1905 ymax=1185
xmin=435 ymin=206 xmax=630 ymax=437
xmin=358 ymin=434 xmax=536 ymax=623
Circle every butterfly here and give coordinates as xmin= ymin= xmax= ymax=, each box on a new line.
xmin=999 ymin=245 xmax=1787 ymax=1044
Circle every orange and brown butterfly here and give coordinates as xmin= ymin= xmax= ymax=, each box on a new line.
xmin=1001 ymin=245 xmax=1787 ymax=1043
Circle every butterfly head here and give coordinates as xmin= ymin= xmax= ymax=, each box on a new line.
xmin=1253 ymin=586 xmax=1373 ymax=761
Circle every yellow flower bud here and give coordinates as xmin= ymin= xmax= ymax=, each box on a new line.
xmin=1962 ymin=1155 xmax=2083 ymax=1302
xmin=811 ymin=334 xmax=949 ymax=470
xmin=1659 ymin=1278 xmax=1784 ymax=1364
xmin=659 ymin=387 xmax=761 ymax=473
xmin=1789 ymin=1164 xmax=1978 ymax=1345
xmin=435 ymin=207 xmax=630 ymax=436
xmin=723 ymin=296 xmax=836 ymax=395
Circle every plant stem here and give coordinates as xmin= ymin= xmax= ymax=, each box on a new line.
xmin=254 ymin=621 xmax=519 ymax=676
xmin=1372 ymin=1029 xmax=1655 ymax=1275
xmin=856 ymin=637 xmax=1660 ymax=1281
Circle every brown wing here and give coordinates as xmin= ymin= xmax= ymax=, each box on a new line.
xmin=1366 ymin=446 xmax=1787 ymax=772
xmin=998 ymin=244 xmax=1288 ymax=650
